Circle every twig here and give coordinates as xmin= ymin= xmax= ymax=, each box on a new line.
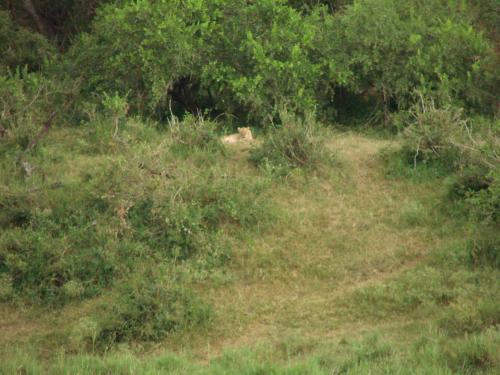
xmin=138 ymin=162 xmax=172 ymax=178
xmin=26 ymin=111 xmax=57 ymax=151
xmin=413 ymin=142 xmax=420 ymax=169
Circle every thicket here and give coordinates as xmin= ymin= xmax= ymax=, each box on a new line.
xmin=52 ymin=0 xmax=498 ymax=122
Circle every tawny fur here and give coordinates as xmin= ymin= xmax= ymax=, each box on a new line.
xmin=222 ymin=127 xmax=253 ymax=144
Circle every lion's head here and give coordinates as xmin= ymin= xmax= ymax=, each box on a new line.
xmin=237 ymin=127 xmax=253 ymax=140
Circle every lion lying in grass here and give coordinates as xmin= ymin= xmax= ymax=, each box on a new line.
xmin=222 ymin=127 xmax=254 ymax=144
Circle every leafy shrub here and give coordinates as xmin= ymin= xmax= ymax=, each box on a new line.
xmin=0 ymin=71 xmax=79 ymax=153
xmin=101 ymin=92 xmax=129 ymax=137
xmin=67 ymin=0 xmax=201 ymax=115
xmin=200 ymin=1 xmax=342 ymax=123
xmin=463 ymin=169 xmax=500 ymax=225
xmin=447 ymin=159 xmax=499 ymax=270
xmin=0 ymin=160 xmax=130 ymax=304
xmin=249 ymin=112 xmax=332 ymax=175
xmin=448 ymin=167 xmax=493 ymax=201
xmin=127 ymin=199 xmax=206 ymax=262
xmin=0 ymin=72 xmax=52 ymax=150
xmin=95 ymin=273 xmax=211 ymax=346
xmin=334 ymin=0 xmax=493 ymax=114
xmin=127 ymin=166 xmax=274 ymax=261
xmin=0 ymin=210 xmax=116 ymax=305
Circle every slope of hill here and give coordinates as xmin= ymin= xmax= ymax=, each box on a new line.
xmin=1 ymin=123 xmax=498 ymax=374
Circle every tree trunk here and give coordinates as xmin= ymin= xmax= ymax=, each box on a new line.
xmin=22 ymin=0 xmax=51 ymax=37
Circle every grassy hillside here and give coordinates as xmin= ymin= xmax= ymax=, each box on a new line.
xmin=1 ymin=0 xmax=499 ymax=373
xmin=1 ymin=117 xmax=498 ymax=373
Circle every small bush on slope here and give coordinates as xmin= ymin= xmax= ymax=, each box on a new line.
xmin=249 ymin=112 xmax=333 ymax=176
xmin=0 ymin=71 xmax=78 ymax=153
xmin=94 ymin=271 xmax=212 ymax=347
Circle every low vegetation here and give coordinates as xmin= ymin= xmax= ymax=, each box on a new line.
xmin=0 ymin=0 xmax=498 ymax=373
xmin=249 ymin=112 xmax=334 ymax=176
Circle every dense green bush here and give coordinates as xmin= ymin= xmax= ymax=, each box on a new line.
xmin=334 ymin=0 xmax=493 ymax=115
xmin=127 ymin=167 xmax=274 ymax=261
xmin=0 ymin=228 xmax=115 ymax=304
xmin=67 ymin=0 xmax=342 ymax=122
xmin=0 ymin=179 xmax=117 ymax=304
xmin=63 ymin=0 xmax=496 ymax=122
xmin=199 ymin=1 xmax=343 ymax=123
xmin=448 ymin=167 xmax=493 ymax=201
xmin=0 ymin=71 xmax=79 ymax=154
xmin=464 ymin=170 xmax=500 ymax=225
xmin=66 ymin=0 xmax=202 ymax=115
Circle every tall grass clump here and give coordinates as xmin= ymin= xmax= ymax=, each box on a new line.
xmin=399 ymin=98 xmax=470 ymax=170
xmin=167 ymin=113 xmax=225 ymax=156
xmin=249 ymin=112 xmax=333 ymax=176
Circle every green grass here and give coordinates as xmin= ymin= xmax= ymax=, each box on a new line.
xmin=2 ymin=328 xmax=499 ymax=374
xmin=0 ymin=116 xmax=498 ymax=373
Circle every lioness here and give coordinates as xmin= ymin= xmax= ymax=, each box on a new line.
xmin=222 ymin=127 xmax=253 ymax=144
